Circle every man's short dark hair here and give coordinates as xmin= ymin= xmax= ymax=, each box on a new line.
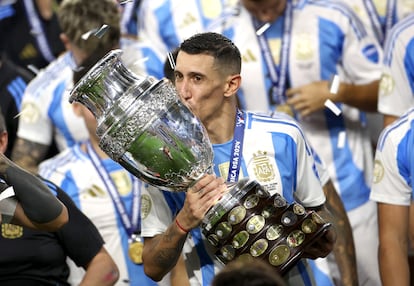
xmin=179 ymin=32 xmax=242 ymax=75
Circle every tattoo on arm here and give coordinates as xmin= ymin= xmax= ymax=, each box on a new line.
xmin=11 ymin=138 xmax=50 ymax=173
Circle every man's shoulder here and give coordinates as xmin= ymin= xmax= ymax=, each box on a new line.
xmin=24 ymin=53 xmax=73 ymax=97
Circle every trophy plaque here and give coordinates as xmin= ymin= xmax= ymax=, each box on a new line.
xmin=69 ymin=49 xmax=332 ymax=275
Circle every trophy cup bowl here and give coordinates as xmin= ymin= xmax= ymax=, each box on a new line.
xmin=70 ymin=49 xmax=213 ymax=192
xmin=69 ymin=49 xmax=331 ymax=275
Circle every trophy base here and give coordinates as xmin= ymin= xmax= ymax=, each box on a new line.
xmin=201 ymin=179 xmax=331 ymax=275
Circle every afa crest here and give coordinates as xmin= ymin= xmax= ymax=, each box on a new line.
xmin=2 ymin=224 xmax=23 ymax=239
xmin=252 ymin=151 xmax=275 ymax=182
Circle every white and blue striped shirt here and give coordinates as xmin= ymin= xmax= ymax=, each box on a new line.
xmin=370 ymin=107 xmax=414 ymax=205
xmin=378 ymin=13 xmax=414 ymax=118
xmin=141 ymin=111 xmax=325 ymax=286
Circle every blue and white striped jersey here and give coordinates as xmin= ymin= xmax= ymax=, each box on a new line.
xmin=371 ymin=107 xmax=414 ymax=205
xmin=332 ymin=0 xmax=413 ymax=45
xmin=38 ymin=142 xmax=160 ymax=286
xmin=141 ymin=111 xmax=325 ymax=286
xmin=220 ymin=0 xmax=382 ymax=212
xmin=17 ymin=52 xmax=89 ymax=151
xmin=137 ymin=0 xmax=239 ymax=78
xmin=378 ymin=13 xmax=414 ymax=117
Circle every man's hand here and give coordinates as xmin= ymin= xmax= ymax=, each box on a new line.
xmin=176 ymin=174 xmax=227 ymax=232
xmin=286 ymin=81 xmax=332 ymax=117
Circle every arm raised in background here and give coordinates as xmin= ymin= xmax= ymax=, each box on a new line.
xmin=0 ymin=153 xmax=68 ymax=231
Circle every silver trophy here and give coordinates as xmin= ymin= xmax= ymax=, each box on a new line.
xmin=70 ymin=49 xmax=331 ymax=275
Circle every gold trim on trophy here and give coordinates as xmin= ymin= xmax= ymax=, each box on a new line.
xmin=266 ymin=224 xmax=284 ymax=241
xmin=281 ymin=211 xmax=297 ymax=226
xmin=269 ymin=245 xmax=290 ymax=266
xmin=232 ymin=231 xmax=250 ymax=249
xmin=250 ymin=239 xmax=269 ymax=257
xmin=228 ymin=206 xmax=246 ymax=225
xmin=215 ymin=222 xmax=232 ymax=239
xmin=287 ymin=230 xmax=305 ymax=248
xmin=302 ymin=219 xmax=317 ymax=234
xmin=274 ymin=194 xmax=287 ymax=208
xmin=220 ymin=245 xmax=236 ymax=261
xmin=244 ymin=194 xmax=259 ymax=209
xmin=246 ymin=215 xmax=265 ymax=234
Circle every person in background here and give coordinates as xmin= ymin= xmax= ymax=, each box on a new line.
xmin=0 ymin=108 xmax=119 ymax=285
xmin=0 ymin=53 xmax=34 ymax=158
xmin=0 ymin=0 xmax=65 ymax=72
xmin=38 ymin=48 xmax=179 ymax=286
xmin=217 ymin=1 xmax=382 ymax=284
xmin=332 ymin=0 xmax=413 ymax=47
xmin=136 ymin=0 xmax=239 ymax=79
xmin=375 ymin=12 xmax=414 ymax=280
xmin=162 ymin=44 xmax=358 ymax=286
xmin=370 ymin=107 xmax=414 ymax=286
xmin=141 ymin=31 xmax=336 ymax=286
xmin=378 ymin=13 xmax=414 ymax=127
xmin=0 ymin=109 xmax=67 ymax=230
xmin=11 ymin=0 xmax=152 ymax=174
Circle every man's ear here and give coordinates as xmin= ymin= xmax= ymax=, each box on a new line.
xmin=224 ymin=74 xmax=241 ymax=98
xmin=72 ymin=102 xmax=83 ymax=117
xmin=60 ymin=33 xmax=71 ymax=51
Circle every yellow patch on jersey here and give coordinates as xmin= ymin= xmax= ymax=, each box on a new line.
xmin=294 ymin=33 xmax=314 ymax=61
xmin=2 ymin=224 xmax=23 ymax=239
xmin=141 ymin=194 xmax=152 ymax=220
xmin=379 ymin=73 xmax=395 ymax=97
xmin=201 ymin=0 xmax=223 ymax=19
xmin=20 ymin=102 xmax=41 ymax=124
xmin=372 ymin=159 xmax=385 ymax=184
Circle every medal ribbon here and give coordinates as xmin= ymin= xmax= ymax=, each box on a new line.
xmin=227 ymin=109 xmax=245 ymax=183
xmin=87 ymin=141 xmax=141 ymax=237
xmin=23 ymin=0 xmax=56 ymax=62
xmin=252 ymin=0 xmax=293 ymax=105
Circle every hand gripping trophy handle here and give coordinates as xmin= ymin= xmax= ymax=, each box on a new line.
xmin=69 ymin=49 xmax=332 ymax=275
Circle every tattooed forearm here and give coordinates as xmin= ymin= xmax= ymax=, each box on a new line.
xmin=11 ymin=138 xmax=50 ymax=173
xmin=143 ymin=222 xmax=188 ymax=281
xmin=323 ymin=180 xmax=359 ymax=286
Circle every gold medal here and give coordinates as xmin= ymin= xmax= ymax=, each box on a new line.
xmin=128 ymin=235 xmax=144 ymax=264
xmin=129 ymin=241 xmax=144 ymax=264
xmin=276 ymin=103 xmax=294 ymax=117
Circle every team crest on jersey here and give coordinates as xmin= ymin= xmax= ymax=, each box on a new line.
xmin=141 ymin=194 xmax=152 ymax=220
xmin=252 ymin=151 xmax=275 ymax=182
xmin=20 ymin=102 xmax=40 ymax=124
xmin=201 ymin=0 xmax=222 ymax=18
xmin=379 ymin=73 xmax=395 ymax=97
xmin=373 ymin=0 xmax=387 ymax=16
xmin=294 ymin=33 xmax=314 ymax=61
xmin=111 ymin=171 xmax=132 ymax=196
xmin=372 ymin=159 xmax=384 ymax=184
xmin=1 ymin=224 xmax=23 ymax=239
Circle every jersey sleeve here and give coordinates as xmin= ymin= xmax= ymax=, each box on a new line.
xmin=370 ymin=127 xmax=413 ymax=206
xmin=378 ymin=26 xmax=414 ymax=117
xmin=140 ymin=185 xmax=173 ymax=238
